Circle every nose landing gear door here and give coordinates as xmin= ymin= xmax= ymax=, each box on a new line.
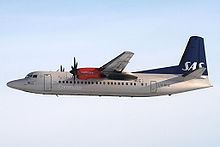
xmin=44 ymin=74 xmax=52 ymax=91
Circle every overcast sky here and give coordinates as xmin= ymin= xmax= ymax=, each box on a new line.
xmin=1 ymin=0 xmax=220 ymax=147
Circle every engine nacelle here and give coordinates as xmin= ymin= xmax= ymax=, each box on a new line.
xmin=77 ymin=68 xmax=104 ymax=80
xmin=76 ymin=68 xmax=137 ymax=81
xmin=106 ymin=72 xmax=137 ymax=80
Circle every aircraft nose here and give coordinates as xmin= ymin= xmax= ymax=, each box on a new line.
xmin=7 ymin=79 xmax=25 ymax=90
xmin=7 ymin=81 xmax=14 ymax=88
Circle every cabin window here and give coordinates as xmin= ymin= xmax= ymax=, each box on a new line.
xmin=126 ymin=82 xmax=128 ymax=85
xmin=88 ymin=81 xmax=90 ymax=84
xmin=66 ymin=81 xmax=68 ymax=83
xmin=111 ymin=82 xmax=113 ymax=85
xmin=107 ymin=82 xmax=110 ymax=85
xmin=77 ymin=81 xmax=79 ymax=84
xmin=122 ymin=82 xmax=124 ymax=85
xmin=91 ymin=82 xmax=94 ymax=84
xmin=114 ymin=82 xmax=116 ymax=85
xmin=130 ymin=83 xmax=132 ymax=86
xmin=99 ymin=82 xmax=102 ymax=84
xmin=81 ymin=81 xmax=83 ymax=84
xmin=145 ymin=83 xmax=147 ymax=86
xmin=118 ymin=82 xmax=120 ymax=85
xmin=85 ymin=81 xmax=87 ymax=84
xmin=59 ymin=81 xmax=61 ymax=83
xmin=70 ymin=81 xmax=72 ymax=84
xmin=134 ymin=83 xmax=136 ymax=86
xmin=103 ymin=82 xmax=105 ymax=85
xmin=62 ymin=81 xmax=65 ymax=83
xmin=96 ymin=82 xmax=98 ymax=84
xmin=141 ymin=83 xmax=144 ymax=86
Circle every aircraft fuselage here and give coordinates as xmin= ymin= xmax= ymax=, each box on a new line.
xmin=7 ymin=71 xmax=211 ymax=97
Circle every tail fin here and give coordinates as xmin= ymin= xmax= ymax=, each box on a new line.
xmin=134 ymin=36 xmax=209 ymax=75
xmin=179 ymin=36 xmax=208 ymax=75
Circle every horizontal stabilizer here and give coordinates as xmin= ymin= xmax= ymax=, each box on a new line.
xmin=182 ymin=67 xmax=206 ymax=81
xmin=151 ymin=68 xmax=206 ymax=89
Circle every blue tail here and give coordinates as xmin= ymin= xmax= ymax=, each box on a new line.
xmin=134 ymin=36 xmax=208 ymax=75
xmin=179 ymin=36 xmax=208 ymax=75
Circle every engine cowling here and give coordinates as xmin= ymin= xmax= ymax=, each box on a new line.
xmin=77 ymin=68 xmax=105 ymax=80
xmin=76 ymin=68 xmax=137 ymax=81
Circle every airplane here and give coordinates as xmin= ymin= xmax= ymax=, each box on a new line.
xmin=7 ymin=36 xmax=212 ymax=97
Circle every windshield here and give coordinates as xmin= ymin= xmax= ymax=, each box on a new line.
xmin=25 ymin=73 xmax=33 ymax=78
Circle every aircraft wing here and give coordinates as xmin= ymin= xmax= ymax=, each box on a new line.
xmin=99 ymin=51 xmax=134 ymax=72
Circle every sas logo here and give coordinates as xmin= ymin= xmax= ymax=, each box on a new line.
xmin=182 ymin=62 xmax=205 ymax=71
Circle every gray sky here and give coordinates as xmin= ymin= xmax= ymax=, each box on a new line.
xmin=0 ymin=0 xmax=220 ymax=146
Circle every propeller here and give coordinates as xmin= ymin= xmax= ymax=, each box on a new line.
xmin=70 ymin=57 xmax=78 ymax=81
xmin=60 ymin=65 xmax=65 ymax=72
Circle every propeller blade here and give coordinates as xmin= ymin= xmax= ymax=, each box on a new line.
xmin=75 ymin=62 xmax=78 ymax=69
xmin=70 ymin=57 xmax=79 ymax=82
xmin=60 ymin=65 xmax=62 ymax=72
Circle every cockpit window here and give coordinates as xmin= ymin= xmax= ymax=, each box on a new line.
xmin=33 ymin=75 xmax=37 ymax=78
xmin=25 ymin=73 xmax=33 ymax=78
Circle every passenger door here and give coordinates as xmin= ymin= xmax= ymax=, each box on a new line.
xmin=150 ymin=81 xmax=157 ymax=93
xmin=44 ymin=74 xmax=52 ymax=91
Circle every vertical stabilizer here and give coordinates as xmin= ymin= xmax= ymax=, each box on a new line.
xmin=179 ymin=36 xmax=208 ymax=75
xmin=134 ymin=36 xmax=209 ymax=76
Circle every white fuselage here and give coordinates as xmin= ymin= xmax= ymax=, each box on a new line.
xmin=7 ymin=71 xmax=212 ymax=97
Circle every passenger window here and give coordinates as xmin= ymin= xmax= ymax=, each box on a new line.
xmin=118 ymin=82 xmax=120 ymax=85
xmin=107 ymin=82 xmax=110 ymax=85
xmin=77 ymin=81 xmax=79 ymax=84
xmin=70 ymin=81 xmax=72 ymax=84
xmin=88 ymin=81 xmax=90 ymax=84
xmin=122 ymin=82 xmax=124 ymax=85
xmin=134 ymin=83 xmax=136 ymax=86
xmin=126 ymin=82 xmax=128 ymax=85
xmin=66 ymin=81 xmax=68 ymax=83
xmin=96 ymin=82 xmax=98 ymax=84
xmin=103 ymin=82 xmax=105 ymax=85
xmin=85 ymin=81 xmax=87 ymax=84
xmin=99 ymin=82 xmax=102 ymax=84
xmin=59 ymin=81 xmax=61 ymax=83
xmin=62 ymin=81 xmax=65 ymax=83
xmin=81 ymin=81 xmax=83 ymax=84
xmin=130 ymin=83 xmax=132 ymax=86
xmin=141 ymin=83 xmax=144 ymax=86
xmin=111 ymin=82 xmax=113 ymax=85
xmin=92 ymin=82 xmax=94 ymax=84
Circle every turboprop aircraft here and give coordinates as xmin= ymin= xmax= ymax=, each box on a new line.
xmin=7 ymin=36 xmax=212 ymax=97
